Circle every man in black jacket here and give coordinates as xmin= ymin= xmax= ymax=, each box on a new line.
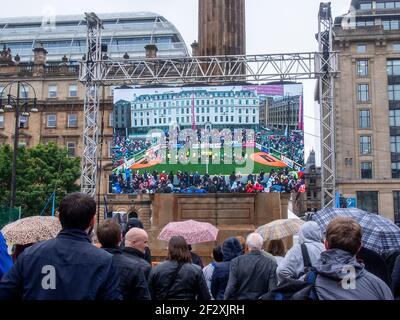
xmin=97 ymin=220 xmax=150 ymax=300
xmin=123 ymin=228 xmax=152 ymax=280
xmin=0 ymin=193 xmax=121 ymax=300
xmin=121 ymin=217 xmax=152 ymax=264
xmin=224 ymin=233 xmax=277 ymax=300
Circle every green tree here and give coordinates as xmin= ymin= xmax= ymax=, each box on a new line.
xmin=0 ymin=143 xmax=80 ymax=217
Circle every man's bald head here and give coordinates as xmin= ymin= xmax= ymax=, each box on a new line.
xmin=125 ymin=228 xmax=149 ymax=254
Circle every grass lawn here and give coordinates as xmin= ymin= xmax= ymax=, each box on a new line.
xmin=133 ymin=148 xmax=287 ymax=175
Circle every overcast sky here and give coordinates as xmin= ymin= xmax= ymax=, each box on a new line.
xmin=0 ymin=0 xmax=352 ymax=164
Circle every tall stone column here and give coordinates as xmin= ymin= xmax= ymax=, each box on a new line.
xmin=198 ymin=0 xmax=246 ymax=56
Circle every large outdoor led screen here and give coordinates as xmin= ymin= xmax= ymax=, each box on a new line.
xmin=112 ymin=84 xmax=305 ymax=194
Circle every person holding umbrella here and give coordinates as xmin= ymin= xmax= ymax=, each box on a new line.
xmin=312 ymin=217 xmax=393 ymax=300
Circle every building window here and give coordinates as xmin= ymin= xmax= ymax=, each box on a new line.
xmin=0 ymin=86 xmax=4 ymax=99
xmin=390 ymin=110 xmax=400 ymax=127
xmin=357 ymin=44 xmax=367 ymax=53
xmin=47 ymin=114 xmax=57 ymax=128
xmin=391 ymin=136 xmax=400 ymax=154
xmin=108 ymin=174 xmax=113 ymax=194
xmin=357 ymin=60 xmax=369 ymax=77
xmin=109 ymin=112 xmax=114 ymax=127
xmin=67 ymin=142 xmax=76 ymax=157
xmin=360 ymin=136 xmax=372 ymax=155
xmin=394 ymin=191 xmax=400 ymax=226
xmin=357 ymin=191 xmax=379 ymax=213
xmin=377 ymin=1 xmax=400 ymax=9
xmin=19 ymin=115 xmax=29 ymax=128
xmin=388 ymin=60 xmax=400 ymax=76
xmin=361 ymin=162 xmax=373 ymax=179
xmin=67 ymin=114 xmax=78 ymax=128
xmin=360 ymin=2 xmax=372 ymax=10
xmin=108 ymin=140 xmax=113 ymax=158
xmin=0 ymin=114 xmax=4 ymax=129
xmin=388 ymin=85 xmax=400 ymax=101
xmin=20 ymin=86 xmax=29 ymax=99
xmin=69 ymin=84 xmax=78 ymax=97
xmin=393 ymin=162 xmax=400 ymax=178
xmin=48 ymin=85 xmax=57 ymax=98
xmin=357 ymin=84 xmax=369 ymax=102
xmin=393 ymin=43 xmax=400 ymax=52
xmin=359 ymin=110 xmax=371 ymax=128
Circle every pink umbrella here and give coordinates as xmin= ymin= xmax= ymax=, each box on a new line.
xmin=158 ymin=220 xmax=219 ymax=245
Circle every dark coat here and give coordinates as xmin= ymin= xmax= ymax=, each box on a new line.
xmin=224 ymin=250 xmax=278 ymax=300
xmin=392 ymin=255 xmax=400 ymax=299
xmin=0 ymin=229 xmax=121 ymax=300
xmin=120 ymin=242 xmax=152 ymax=264
xmin=122 ymin=247 xmax=152 ymax=280
xmin=190 ymin=251 xmax=204 ymax=269
xmin=357 ymin=247 xmax=391 ymax=287
xmin=103 ymin=248 xmax=151 ymax=300
xmin=121 ymin=218 xmax=152 ymax=264
xmin=211 ymin=237 xmax=243 ymax=300
xmin=148 ymin=260 xmax=211 ymax=300
xmin=382 ymin=250 xmax=400 ymax=279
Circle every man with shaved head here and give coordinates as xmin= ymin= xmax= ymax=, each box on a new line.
xmin=122 ymin=228 xmax=152 ymax=280
xmin=224 ymin=233 xmax=278 ymax=300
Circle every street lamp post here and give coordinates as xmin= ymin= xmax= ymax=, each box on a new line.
xmin=0 ymin=81 xmax=38 ymax=209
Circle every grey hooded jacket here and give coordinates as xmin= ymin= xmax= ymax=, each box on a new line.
xmin=313 ymin=249 xmax=394 ymax=300
xmin=276 ymin=221 xmax=325 ymax=283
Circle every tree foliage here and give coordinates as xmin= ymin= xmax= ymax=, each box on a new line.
xmin=0 ymin=143 xmax=80 ymax=217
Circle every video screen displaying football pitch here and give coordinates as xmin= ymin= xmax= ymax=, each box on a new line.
xmin=111 ymin=84 xmax=304 ymax=194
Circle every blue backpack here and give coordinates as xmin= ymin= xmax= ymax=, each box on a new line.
xmin=260 ymin=244 xmax=319 ymax=300
xmin=260 ymin=271 xmax=319 ymax=300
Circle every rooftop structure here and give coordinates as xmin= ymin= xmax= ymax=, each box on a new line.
xmin=0 ymin=12 xmax=188 ymax=62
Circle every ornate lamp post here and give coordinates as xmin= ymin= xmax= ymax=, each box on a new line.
xmin=0 ymin=81 xmax=38 ymax=209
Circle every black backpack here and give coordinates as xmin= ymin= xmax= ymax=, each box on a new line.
xmin=260 ymin=244 xmax=319 ymax=300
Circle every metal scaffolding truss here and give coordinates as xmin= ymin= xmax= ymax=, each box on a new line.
xmin=81 ymin=13 xmax=103 ymax=197
xmin=80 ymin=3 xmax=338 ymax=208
xmin=318 ymin=2 xmax=337 ymax=208
xmin=80 ymin=52 xmax=329 ymax=85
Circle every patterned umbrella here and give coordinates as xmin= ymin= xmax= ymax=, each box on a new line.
xmin=1 ymin=216 xmax=61 ymax=245
xmin=311 ymin=208 xmax=400 ymax=254
xmin=158 ymin=220 xmax=219 ymax=245
xmin=256 ymin=219 xmax=305 ymax=241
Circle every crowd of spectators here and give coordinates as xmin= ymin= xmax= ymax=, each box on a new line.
xmin=112 ymin=136 xmax=151 ymax=170
xmin=257 ymin=130 xmax=304 ymax=166
xmin=111 ymin=168 xmax=305 ymax=195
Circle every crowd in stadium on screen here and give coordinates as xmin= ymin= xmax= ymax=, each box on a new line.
xmin=112 ymin=136 xmax=151 ymax=169
xmin=111 ymin=129 xmax=305 ymax=194
xmin=257 ymin=130 xmax=304 ymax=166
xmin=110 ymin=168 xmax=305 ymax=195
